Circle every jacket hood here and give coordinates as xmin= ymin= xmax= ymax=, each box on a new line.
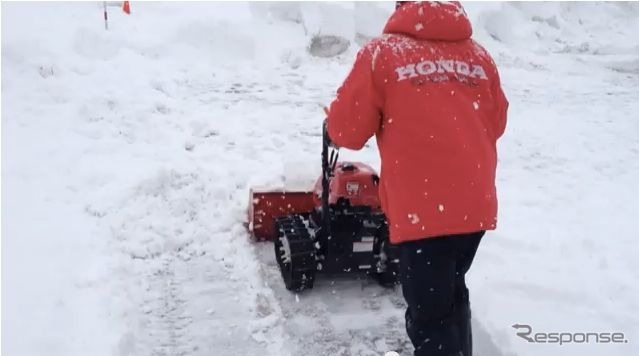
xmin=383 ymin=1 xmax=472 ymax=41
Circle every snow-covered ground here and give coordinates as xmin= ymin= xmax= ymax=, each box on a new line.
xmin=2 ymin=2 xmax=638 ymax=356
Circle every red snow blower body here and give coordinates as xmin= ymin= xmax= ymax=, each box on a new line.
xmin=248 ymin=122 xmax=399 ymax=292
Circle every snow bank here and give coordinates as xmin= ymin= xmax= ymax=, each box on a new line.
xmin=468 ymin=2 xmax=639 ymax=54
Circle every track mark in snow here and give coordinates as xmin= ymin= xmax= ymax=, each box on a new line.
xmin=141 ymin=256 xmax=194 ymax=356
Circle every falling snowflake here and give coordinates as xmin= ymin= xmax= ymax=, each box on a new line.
xmin=415 ymin=23 xmax=424 ymax=31
xmin=408 ymin=213 xmax=420 ymax=224
xmin=438 ymin=204 xmax=444 ymax=212
xmin=473 ymin=101 xmax=480 ymax=110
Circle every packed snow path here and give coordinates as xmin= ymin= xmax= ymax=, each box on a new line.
xmin=3 ymin=2 xmax=639 ymax=356
xmin=255 ymin=245 xmax=506 ymax=356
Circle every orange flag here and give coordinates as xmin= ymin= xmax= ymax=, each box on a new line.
xmin=122 ymin=1 xmax=131 ymax=15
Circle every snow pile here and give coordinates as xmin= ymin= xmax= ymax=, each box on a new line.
xmin=467 ymin=2 xmax=639 ymax=55
xmin=3 ymin=2 xmax=639 ymax=356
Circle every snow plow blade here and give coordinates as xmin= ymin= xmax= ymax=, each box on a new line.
xmin=248 ymin=189 xmax=315 ymax=241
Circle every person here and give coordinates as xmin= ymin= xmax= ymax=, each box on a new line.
xmin=326 ymin=2 xmax=508 ymax=356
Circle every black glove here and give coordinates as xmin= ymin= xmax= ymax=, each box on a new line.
xmin=323 ymin=119 xmax=338 ymax=148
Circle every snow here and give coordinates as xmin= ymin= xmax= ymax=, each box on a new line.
xmin=3 ymin=2 xmax=639 ymax=356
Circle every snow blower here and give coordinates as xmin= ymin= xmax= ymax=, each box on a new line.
xmin=248 ymin=121 xmax=399 ymax=292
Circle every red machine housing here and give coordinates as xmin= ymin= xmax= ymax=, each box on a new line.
xmin=312 ymin=162 xmax=381 ymax=208
xmin=248 ymin=162 xmax=381 ymax=241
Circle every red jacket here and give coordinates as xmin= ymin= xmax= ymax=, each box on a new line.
xmin=327 ymin=1 xmax=508 ymax=244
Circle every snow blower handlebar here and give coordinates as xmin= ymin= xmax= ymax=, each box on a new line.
xmin=322 ymin=119 xmax=339 ymax=237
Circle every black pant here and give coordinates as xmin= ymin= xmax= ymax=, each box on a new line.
xmin=399 ymin=231 xmax=484 ymax=356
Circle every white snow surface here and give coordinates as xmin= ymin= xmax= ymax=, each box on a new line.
xmin=2 ymin=2 xmax=639 ymax=356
